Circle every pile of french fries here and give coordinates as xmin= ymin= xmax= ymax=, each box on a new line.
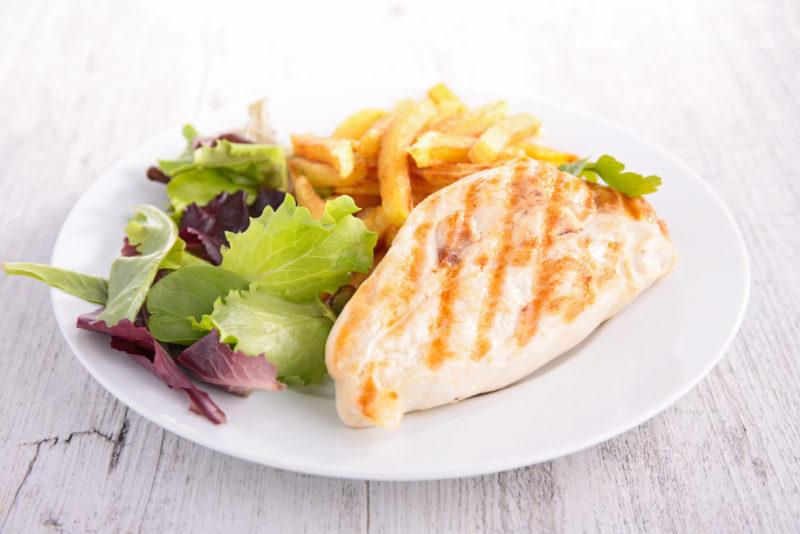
xmin=288 ymin=83 xmax=577 ymax=248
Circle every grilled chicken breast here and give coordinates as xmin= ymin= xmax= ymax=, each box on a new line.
xmin=326 ymin=160 xmax=677 ymax=428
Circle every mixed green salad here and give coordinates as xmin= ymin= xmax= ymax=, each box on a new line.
xmin=4 ymin=106 xmax=377 ymax=424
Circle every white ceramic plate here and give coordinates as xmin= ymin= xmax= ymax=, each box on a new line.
xmin=49 ymin=87 xmax=749 ymax=481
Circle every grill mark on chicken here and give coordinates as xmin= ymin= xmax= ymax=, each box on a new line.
xmin=514 ymin=166 xmax=568 ymax=345
xmin=472 ymin=163 xmax=547 ymax=360
xmin=358 ymin=372 xmax=377 ymax=419
xmin=408 ymin=223 xmax=434 ymax=282
xmin=383 ymin=198 xmax=440 ymax=330
xmin=534 ymin=256 xmax=595 ymax=321
xmin=332 ymin=200 xmax=440 ymax=367
xmin=425 ymin=181 xmax=482 ymax=369
xmin=358 ymin=363 xmax=401 ymax=420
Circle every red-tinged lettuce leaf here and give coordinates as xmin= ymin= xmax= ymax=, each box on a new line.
xmin=177 ymin=330 xmax=284 ymax=396
xmin=179 ymin=191 xmax=251 ymax=265
xmin=249 ymin=189 xmax=287 ymax=218
xmin=121 ymin=237 xmax=140 ymax=257
xmin=77 ymin=309 xmax=227 ymax=424
xmin=77 ymin=308 xmax=153 ymax=349
xmin=146 ymin=166 xmax=171 ymax=184
xmin=177 ymin=189 xmax=286 ymax=265
xmin=192 ymin=132 xmax=253 ymax=149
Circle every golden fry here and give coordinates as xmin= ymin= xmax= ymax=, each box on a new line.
xmin=332 ymin=108 xmax=388 ymax=140
xmin=432 ymin=100 xmax=509 ymax=136
xmin=334 ymin=181 xmax=381 ymax=197
xmin=467 ymin=113 xmax=542 ymax=163
xmin=289 ymin=156 xmax=368 ymax=188
xmin=378 ymin=98 xmax=438 ymax=227
xmin=293 ymin=175 xmax=326 ymax=219
xmin=327 ymin=193 xmax=382 ymax=209
xmin=357 ymin=206 xmax=391 ymax=239
xmin=291 ymin=134 xmax=355 ymax=177
xmin=355 ymin=114 xmax=392 ymax=166
xmin=411 ymin=162 xmax=492 ymax=188
xmin=288 ymin=86 xmax=581 ymax=251
xmin=429 ymin=99 xmax=464 ymax=128
xmin=508 ymin=139 xmax=578 ymax=165
xmin=427 ymin=83 xmax=461 ymax=104
xmin=342 ymin=193 xmax=382 ymax=208
xmin=407 ymin=132 xmax=476 ymax=168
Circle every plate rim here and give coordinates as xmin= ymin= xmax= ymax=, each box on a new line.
xmin=48 ymin=88 xmax=750 ymax=481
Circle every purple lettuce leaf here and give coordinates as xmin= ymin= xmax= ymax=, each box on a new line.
xmin=178 ymin=191 xmax=250 ymax=265
xmin=120 ymin=237 xmax=140 ymax=257
xmin=249 ymin=189 xmax=287 ymax=218
xmin=146 ymin=166 xmax=171 ymax=184
xmin=191 ymin=132 xmax=253 ymax=149
xmin=177 ymin=330 xmax=284 ymax=397
xmin=77 ymin=309 xmax=227 ymax=424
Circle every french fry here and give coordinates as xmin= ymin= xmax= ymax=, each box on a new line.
xmin=332 ymin=108 xmax=388 ymax=140
xmin=355 ymin=114 xmax=392 ymax=166
xmin=429 ymin=99 xmax=464 ymax=129
xmin=378 ymin=98 xmax=438 ymax=227
xmin=357 ymin=206 xmax=391 ymax=239
xmin=427 ymin=83 xmax=461 ymax=104
xmin=327 ymin=194 xmax=381 ymax=209
xmin=289 ymin=156 xmax=368 ymax=188
xmin=467 ymin=113 xmax=541 ymax=163
xmin=293 ymin=175 xmax=326 ymax=219
xmin=432 ymin=100 xmax=509 ymax=135
xmin=507 ymin=139 xmax=578 ymax=165
xmin=291 ymin=134 xmax=355 ymax=177
xmin=338 ymin=193 xmax=382 ymax=208
xmin=411 ymin=162 xmax=492 ymax=188
xmin=410 ymin=177 xmax=441 ymax=205
xmin=333 ymin=180 xmax=381 ymax=197
xmin=497 ymin=146 xmax=528 ymax=160
xmin=407 ymin=132 xmax=476 ymax=168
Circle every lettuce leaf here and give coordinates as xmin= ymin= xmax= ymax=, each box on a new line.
xmin=146 ymin=265 xmax=249 ymax=345
xmin=196 ymin=285 xmax=335 ymax=385
xmin=179 ymin=191 xmax=251 ymax=265
xmin=165 ymin=169 xmax=258 ymax=217
xmin=159 ymin=235 xmax=209 ymax=270
xmin=221 ymin=195 xmax=376 ymax=301
xmin=177 ymin=329 xmax=283 ymax=396
xmin=158 ymin=133 xmax=288 ymax=216
xmin=99 ymin=205 xmax=179 ymax=325
xmin=77 ymin=309 xmax=226 ymax=424
xmin=3 ymin=262 xmax=108 ymax=304
xmin=249 ymin=188 xmax=287 ymax=218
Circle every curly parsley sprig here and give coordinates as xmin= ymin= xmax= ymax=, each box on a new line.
xmin=559 ymin=155 xmax=662 ymax=197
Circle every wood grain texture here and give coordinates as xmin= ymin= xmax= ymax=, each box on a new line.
xmin=1 ymin=0 xmax=799 ymax=532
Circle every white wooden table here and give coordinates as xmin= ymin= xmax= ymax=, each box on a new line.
xmin=2 ymin=0 xmax=799 ymax=531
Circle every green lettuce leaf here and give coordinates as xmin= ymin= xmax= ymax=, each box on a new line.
xmin=221 ymin=195 xmax=377 ymax=301
xmin=99 ymin=205 xmax=179 ymax=325
xmin=158 ymin=134 xmax=288 ymax=216
xmin=196 ymin=284 xmax=335 ymax=385
xmin=160 ymin=235 xmax=210 ymax=270
xmin=146 ymin=265 xmax=248 ymax=345
xmin=3 ymin=262 xmax=108 ymax=304
xmin=165 ymin=169 xmax=259 ymax=217
xmin=182 ymin=124 xmax=199 ymax=148
xmin=559 ymin=155 xmax=661 ymax=196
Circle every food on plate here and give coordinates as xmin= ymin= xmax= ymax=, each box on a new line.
xmin=326 ymin=160 xmax=676 ymax=427
xmin=4 ymin=84 xmax=673 ymax=429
